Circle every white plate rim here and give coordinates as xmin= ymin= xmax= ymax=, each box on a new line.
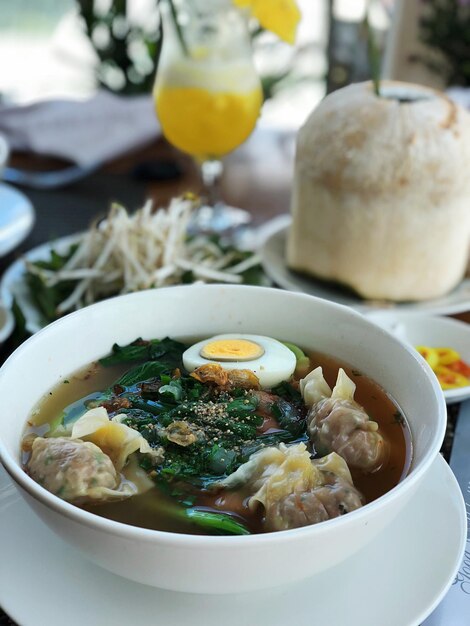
xmin=260 ymin=218 xmax=470 ymax=317
xmin=0 ymin=183 xmax=35 ymax=257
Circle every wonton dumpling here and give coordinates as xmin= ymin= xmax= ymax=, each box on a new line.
xmin=71 ymin=407 xmax=163 ymax=471
xmin=218 ymin=443 xmax=364 ymax=531
xmin=302 ymin=369 xmax=387 ymax=471
xmin=27 ymin=436 xmax=135 ymax=502
xmin=265 ymin=472 xmax=364 ymax=530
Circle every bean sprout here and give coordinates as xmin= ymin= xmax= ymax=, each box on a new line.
xmin=26 ymin=197 xmax=262 ymax=315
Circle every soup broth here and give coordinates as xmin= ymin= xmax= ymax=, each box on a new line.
xmin=22 ymin=341 xmax=411 ymax=536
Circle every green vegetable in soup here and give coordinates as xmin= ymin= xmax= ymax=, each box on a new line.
xmin=184 ymin=509 xmax=250 ymax=535
xmin=271 ymin=380 xmax=303 ymax=404
xmin=270 ymin=398 xmax=305 ymax=437
xmin=99 ymin=337 xmax=186 ymax=368
xmin=282 ymin=341 xmax=310 ymax=375
xmin=113 ymin=362 xmax=170 ymax=388
xmin=158 ymin=379 xmax=184 ymax=402
xmin=145 ymin=484 xmax=250 ymax=535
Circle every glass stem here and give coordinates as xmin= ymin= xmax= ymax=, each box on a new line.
xmin=201 ymin=159 xmax=223 ymax=207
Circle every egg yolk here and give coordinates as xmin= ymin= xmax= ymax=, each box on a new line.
xmin=200 ymin=339 xmax=264 ymax=362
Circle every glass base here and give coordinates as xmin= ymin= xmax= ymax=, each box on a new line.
xmin=188 ymin=202 xmax=251 ymax=234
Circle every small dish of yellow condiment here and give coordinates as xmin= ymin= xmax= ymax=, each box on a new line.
xmin=415 ymin=346 xmax=470 ymax=390
xmin=366 ymin=312 xmax=470 ymax=405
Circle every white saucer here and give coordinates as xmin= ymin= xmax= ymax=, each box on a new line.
xmin=0 ymin=455 xmax=465 ymax=626
xmin=260 ymin=218 xmax=470 ymax=316
xmin=0 ymin=183 xmax=35 ymax=257
xmin=367 ymin=312 xmax=470 ymax=405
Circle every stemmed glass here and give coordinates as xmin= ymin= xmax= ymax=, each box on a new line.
xmin=154 ymin=0 xmax=263 ymax=232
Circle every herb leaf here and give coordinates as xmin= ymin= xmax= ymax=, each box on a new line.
xmin=271 ymin=381 xmax=302 ymax=404
xmin=25 ymin=245 xmax=79 ymax=323
xmin=185 ymin=509 xmax=250 ymax=536
xmin=159 ymin=378 xmax=184 ymax=402
xmin=100 ymin=337 xmax=185 ymax=368
xmin=114 ymin=362 xmax=170 ymax=387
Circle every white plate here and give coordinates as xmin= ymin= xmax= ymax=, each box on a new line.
xmin=0 ymin=455 xmax=465 ymax=626
xmin=260 ymin=218 xmax=470 ymax=316
xmin=366 ymin=312 xmax=470 ymax=405
xmin=0 ymin=304 xmax=14 ymax=344
xmin=0 ymin=183 xmax=35 ymax=257
xmin=0 ymin=233 xmax=80 ymax=334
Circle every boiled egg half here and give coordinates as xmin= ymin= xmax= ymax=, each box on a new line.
xmin=183 ymin=334 xmax=296 ymax=388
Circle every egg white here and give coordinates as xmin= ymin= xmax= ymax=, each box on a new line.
xmin=182 ymin=334 xmax=297 ymax=388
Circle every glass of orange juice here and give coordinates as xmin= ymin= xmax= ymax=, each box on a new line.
xmin=154 ymin=0 xmax=263 ymax=231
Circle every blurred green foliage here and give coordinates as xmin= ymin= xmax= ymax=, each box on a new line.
xmin=416 ymin=0 xmax=470 ymax=86
xmin=77 ymin=0 xmax=162 ymax=94
xmin=77 ymin=0 xmax=295 ymax=99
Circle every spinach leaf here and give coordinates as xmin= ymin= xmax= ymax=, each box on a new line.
xmin=240 ymin=264 xmax=271 ymax=286
xmin=159 ymin=378 xmax=184 ymax=402
xmin=221 ymin=421 xmax=258 ymax=440
xmin=159 ymin=442 xmax=207 ymax=481
xmin=25 ymin=245 xmax=79 ymax=323
xmin=100 ymin=337 xmax=186 ymax=368
xmin=272 ymin=397 xmax=305 ymax=437
xmin=207 ymin=445 xmax=237 ymax=474
xmin=113 ymin=361 xmax=170 ymax=387
xmin=240 ymin=431 xmax=298 ymax=461
xmin=271 ymin=380 xmax=303 ymax=404
xmin=226 ymin=395 xmax=259 ymax=419
xmin=142 ymin=482 xmax=251 ymax=536
xmin=11 ymin=298 xmax=30 ymax=345
xmin=119 ymin=408 xmax=158 ymax=425
xmin=121 ymin=394 xmax=166 ymax=416
xmin=158 ymin=402 xmax=201 ymax=427
xmin=26 ymin=272 xmax=75 ymax=323
xmin=33 ymin=246 xmax=79 ymax=272
xmin=185 ymin=509 xmax=250 ymax=536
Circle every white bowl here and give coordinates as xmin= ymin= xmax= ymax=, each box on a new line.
xmin=0 ymin=285 xmax=446 ymax=594
xmin=367 ymin=311 xmax=470 ymax=404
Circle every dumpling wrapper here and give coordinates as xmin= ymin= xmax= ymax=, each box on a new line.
xmin=216 ymin=445 xmax=288 ymax=492
xmin=71 ymin=407 xmax=162 ymax=471
xmin=217 ymin=443 xmax=363 ymax=531
xmin=300 ymin=366 xmax=332 ymax=406
xmin=249 ymin=443 xmax=323 ymax=512
xmin=331 ymin=368 xmax=356 ymax=402
xmin=313 ymin=448 xmax=354 ymax=484
xmin=300 ymin=366 xmax=357 ymax=407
